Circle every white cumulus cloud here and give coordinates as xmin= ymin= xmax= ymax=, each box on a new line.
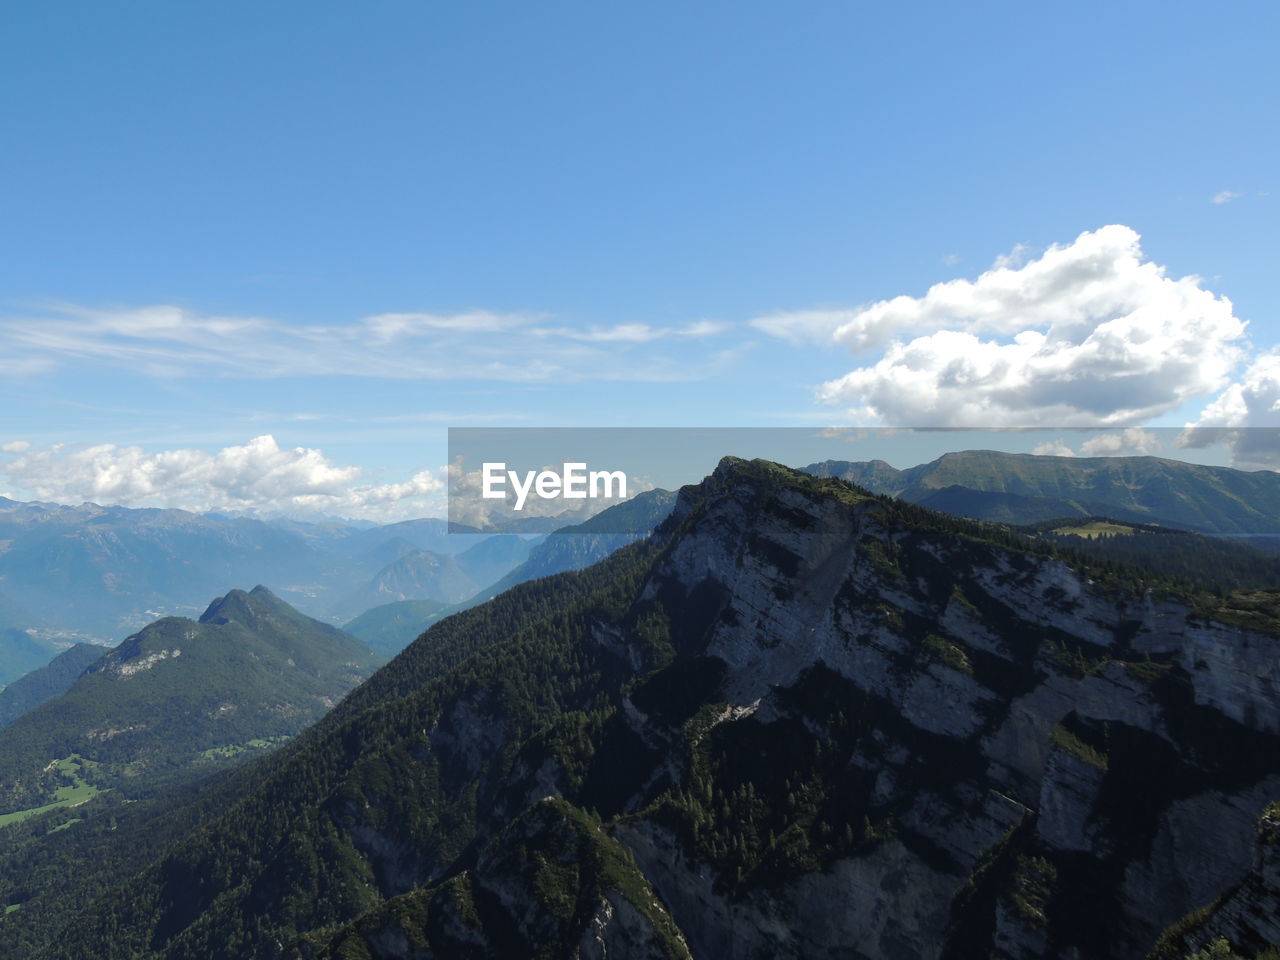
xmin=1078 ymin=427 xmax=1162 ymax=457
xmin=0 ymin=435 xmax=445 ymax=520
xmin=805 ymin=226 xmax=1244 ymax=426
xmin=1181 ymin=353 xmax=1280 ymax=469
xmin=1031 ymin=440 xmax=1077 ymax=457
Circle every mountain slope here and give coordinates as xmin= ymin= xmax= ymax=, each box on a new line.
xmin=17 ymin=461 xmax=1280 ymax=960
xmin=0 ymin=631 xmax=67 ymax=688
xmin=0 ymin=644 xmax=106 ymax=728
xmin=342 ymin=599 xmax=452 ymax=658
xmin=464 ymin=488 xmax=677 ymax=608
xmin=0 ymin=586 xmax=382 ymax=816
xmin=807 ymin=450 xmax=1280 ymax=533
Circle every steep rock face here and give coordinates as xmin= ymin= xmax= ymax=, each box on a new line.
xmin=616 ymin=462 xmax=1280 ymax=959
xmin=308 ymin=798 xmax=691 ymax=960
xmin=34 ymin=459 xmax=1280 ymax=960
xmin=1191 ymin=808 xmax=1280 ymax=955
xmin=306 ymin=460 xmax=1279 ymax=960
xmin=1149 ymin=806 xmax=1280 ymax=959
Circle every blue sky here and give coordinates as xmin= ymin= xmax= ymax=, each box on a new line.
xmin=1 ymin=1 xmax=1277 ymax=518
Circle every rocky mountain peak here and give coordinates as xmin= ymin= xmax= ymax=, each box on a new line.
xmin=198 ymin=585 xmax=283 ymax=627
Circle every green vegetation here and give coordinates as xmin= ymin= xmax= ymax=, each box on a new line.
xmin=923 ymin=633 xmax=974 ymax=674
xmin=1021 ymin=518 xmax=1280 ymax=596
xmin=1051 ymin=520 xmax=1138 ymax=538
xmin=0 ymin=643 xmax=106 ymax=728
xmin=341 ymin=598 xmax=450 ymax=658
xmin=1009 ymin=855 xmax=1057 ymax=927
xmin=1050 ymin=724 xmax=1109 ymax=771
xmin=197 ymin=737 xmax=290 ymax=761
xmin=0 ymin=756 xmax=101 ymax=827
xmin=810 ymin=449 xmax=1280 ymax=534
xmin=0 ymin=587 xmax=382 ymax=818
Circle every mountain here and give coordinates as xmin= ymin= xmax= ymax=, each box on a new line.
xmin=328 ymin=517 xmax=489 ymax=557
xmin=342 ymin=496 xmax=671 ymax=657
xmin=16 ymin=459 xmax=1279 ymax=959
xmin=465 ymin=488 xmax=677 ymax=607
xmin=0 ymin=631 xmax=70 ymax=688
xmin=0 ymin=500 xmax=334 ymax=640
xmin=0 ymin=586 xmax=382 ymax=818
xmin=452 ymin=533 xmax=539 ymax=585
xmin=342 ymin=598 xmax=452 ymax=658
xmin=0 ymin=644 xmax=106 ymax=728
xmin=0 ymin=499 xmax=528 ymax=677
xmin=328 ymin=550 xmax=481 ymax=618
xmin=807 ymin=450 xmax=1280 ymax=533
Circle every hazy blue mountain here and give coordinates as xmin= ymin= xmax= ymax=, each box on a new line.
xmin=328 ymin=550 xmax=480 ymax=620
xmin=452 ymin=532 xmax=537 ymax=585
xmin=807 ymin=449 xmax=1280 ymax=532
xmin=0 ymin=499 xmax=530 ymax=678
xmin=329 ymin=517 xmax=489 ymax=557
xmin=0 ymin=630 xmax=69 ymax=688
xmin=0 ymin=643 xmax=107 ymax=728
xmin=463 ymin=488 xmax=678 ymax=609
xmin=342 ymin=598 xmax=452 ymax=658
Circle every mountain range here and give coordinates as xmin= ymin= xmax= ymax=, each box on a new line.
xmin=806 ymin=449 xmax=1280 ymax=533
xmin=0 ymin=500 xmax=533 ymax=672
xmin=4 ymin=458 xmax=1275 ymax=959
xmin=343 ymin=489 xmax=679 ymax=655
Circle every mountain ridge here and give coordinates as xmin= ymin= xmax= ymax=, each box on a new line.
xmin=806 ymin=449 xmax=1280 ymax=533
xmin=17 ymin=457 xmax=1278 ymax=959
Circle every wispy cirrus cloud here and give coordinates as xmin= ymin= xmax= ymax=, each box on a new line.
xmin=0 ymin=303 xmax=734 ymax=383
xmin=528 ymin=320 xmax=728 ymax=343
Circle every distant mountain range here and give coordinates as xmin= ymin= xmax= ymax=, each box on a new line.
xmin=344 ymin=489 xmax=679 ymax=656
xmin=326 ymin=535 xmax=536 ymax=621
xmin=806 ymin=449 xmax=1280 ymax=533
xmin=465 ymin=488 xmax=679 ymax=604
xmin=0 ymin=500 xmax=534 ymax=674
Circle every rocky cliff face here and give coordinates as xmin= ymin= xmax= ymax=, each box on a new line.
xmin=1150 ymin=805 xmax=1280 ymax=959
xmin=586 ymin=461 xmax=1279 ymax=959
xmin=38 ymin=459 xmax=1280 ymax=960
